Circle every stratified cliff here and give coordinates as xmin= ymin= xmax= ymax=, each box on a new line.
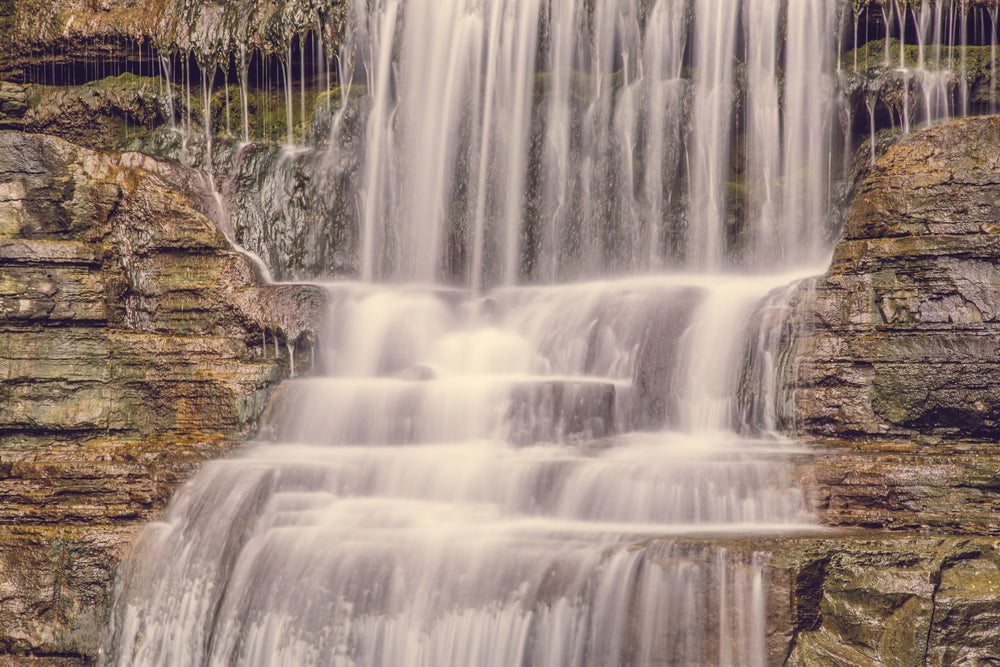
xmin=796 ymin=116 xmax=1000 ymax=442
xmin=0 ymin=131 xmax=323 ymax=662
xmin=769 ymin=117 xmax=1000 ymax=666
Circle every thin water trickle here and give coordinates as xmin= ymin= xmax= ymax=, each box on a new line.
xmin=240 ymin=44 xmax=250 ymax=143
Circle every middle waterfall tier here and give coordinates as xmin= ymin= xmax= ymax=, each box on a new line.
xmin=267 ymin=273 xmax=817 ymax=442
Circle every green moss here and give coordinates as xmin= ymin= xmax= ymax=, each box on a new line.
xmin=205 ymin=80 xmax=333 ymax=142
xmin=843 ymin=38 xmax=997 ymax=78
xmin=314 ymin=84 xmax=367 ymax=113
xmin=97 ymin=72 xmax=157 ymax=90
xmin=22 ymin=73 xmax=169 ymax=148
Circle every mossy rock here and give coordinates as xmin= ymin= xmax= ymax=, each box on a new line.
xmin=22 ymin=73 xmax=171 ymax=150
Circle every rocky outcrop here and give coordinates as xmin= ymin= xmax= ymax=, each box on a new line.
xmin=21 ymin=75 xmax=171 ymax=151
xmin=636 ymin=533 xmax=1000 ymax=667
xmin=767 ymin=534 xmax=1000 ymax=666
xmin=0 ymin=131 xmax=324 ymax=661
xmin=0 ymin=0 xmax=347 ymax=83
xmin=763 ymin=115 xmax=1000 ymax=664
xmin=793 ymin=116 xmax=1000 ymax=442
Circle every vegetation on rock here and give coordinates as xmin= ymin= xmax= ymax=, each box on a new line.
xmin=3 ymin=0 xmax=1000 ymax=664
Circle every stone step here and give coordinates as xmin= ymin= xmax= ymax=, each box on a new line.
xmin=794 ymin=442 xmax=1000 ymax=534
xmin=506 ymin=378 xmax=618 ymax=444
xmin=262 ymin=375 xmax=620 ymax=446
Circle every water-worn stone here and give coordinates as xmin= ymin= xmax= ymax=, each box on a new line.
xmin=793 ymin=116 xmax=1000 ymax=441
xmin=0 ymin=131 xmax=325 ymax=661
xmin=776 ymin=535 xmax=1000 ymax=667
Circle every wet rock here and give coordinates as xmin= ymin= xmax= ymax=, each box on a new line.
xmin=771 ymin=535 xmax=1000 ymax=667
xmin=219 ymin=134 xmax=364 ymax=281
xmin=0 ymin=526 xmax=135 ymax=663
xmin=0 ymin=0 xmax=348 ymax=83
xmin=630 ymin=288 xmax=703 ymax=430
xmin=22 ymin=75 xmax=171 ymax=150
xmin=0 ymin=130 xmax=325 ymax=659
xmin=792 ymin=116 xmax=1000 ymax=441
xmin=635 ymin=533 xmax=1000 ymax=667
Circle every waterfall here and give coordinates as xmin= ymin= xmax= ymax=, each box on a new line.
xmin=342 ymin=0 xmax=838 ymax=285
xmin=687 ymin=0 xmax=740 ymax=269
xmin=782 ymin=0 xmax=836 ymax=262
xmin=100 ymin=0 xmax=843 ymax=665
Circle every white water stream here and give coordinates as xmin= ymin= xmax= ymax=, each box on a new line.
xmin=102 ymin=0 xmax=842 ymax=664
xmin=103 ymin=275 xmax=817 ymax=667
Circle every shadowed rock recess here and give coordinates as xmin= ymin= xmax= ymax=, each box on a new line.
xmin=6 ymin=1 xmax=1000 ymax=666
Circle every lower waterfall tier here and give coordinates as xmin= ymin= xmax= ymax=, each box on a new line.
xmin=99 ymin=273 xmax=816 ymax=666
xmin=100 ymin=437 xmax=810 ymax=667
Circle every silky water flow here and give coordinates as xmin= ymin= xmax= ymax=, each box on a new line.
xmin=101 ymin=0 xmax=843 ymax=664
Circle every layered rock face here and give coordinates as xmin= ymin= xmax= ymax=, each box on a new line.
xmin=765 ymin=117 xmax=1000 ymax=665
xmin=0 ymin=131 xmax=323 ymax=661
xmin=795 ymin=116 xmax=1000 ymax=442
xmin=0 ymin=0 xmax=347 ymax=82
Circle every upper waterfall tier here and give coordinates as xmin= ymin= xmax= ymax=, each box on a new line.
xmin=337 ymin=0 xmax=841 ymax=283
xmin=7 ymin=0 xmax=1000 ymax=284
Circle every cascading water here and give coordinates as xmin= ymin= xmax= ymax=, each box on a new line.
xmin=343 ymin=0 xmax=839 ymax=284
xmin=100 ymin=0 xmax=845 ymax=665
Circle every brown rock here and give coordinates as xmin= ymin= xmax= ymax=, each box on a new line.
xmin=0 ymin=130 xmax=325 ymax=660
xmin=792 ymin=117 xmax=1000 ymax=441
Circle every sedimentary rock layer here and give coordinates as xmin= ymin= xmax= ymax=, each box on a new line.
xmin=0 ymin=0 xmax=348 ymax=81
xmin=0 ymin=131 xmax=323 ymax=660
xmin=794 ymin=116 xmax=1000 ymax=442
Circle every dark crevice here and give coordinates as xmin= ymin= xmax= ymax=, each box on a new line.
xmin=923 ymin=560 xmax=945 ymax=666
